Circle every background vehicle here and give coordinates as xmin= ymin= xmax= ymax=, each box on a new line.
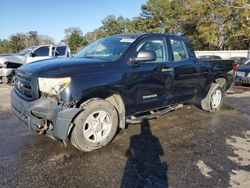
xmin=0 ymin=45 xmax=71 ymax=84
xmin=243 ymin=59 xmax=250 ymax=65
xmin=235 ymin=59 xmax=250 ymax=86
xmin=11 ymin=33 xmax=234 ymax=152
xmin=230 ymin=56 xmax=248 ymax=71
xmin=230 ymin=56 xmax=248 ymax=65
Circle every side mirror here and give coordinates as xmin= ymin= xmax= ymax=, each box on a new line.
xmin=130 ymin=50 xmax=156 ymax=64
xmin=30 ymin=52 xmax=36 ymax=57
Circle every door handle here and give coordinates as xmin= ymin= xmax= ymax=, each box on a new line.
xmin=161 ymin=68 xmax=173 ymax=72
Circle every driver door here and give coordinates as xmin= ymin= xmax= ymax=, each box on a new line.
xmin=125 ymin=36 xmax=176 ymax=115
xmin=26 ymin=45 xmax=52 ymax=63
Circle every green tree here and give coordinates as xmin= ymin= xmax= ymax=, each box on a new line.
xmin=82 ymin=29 xmax=105 ymax=44
xmin=101 ymin=15 xmax=127 ymax=35
xmin=27 ymin=31 xmax=39 ymax=46
xmin=63 ymin=27 xmax=84 ymax=54
xmin=0 ymin=39 xmax=11 ymax=54
xmin=0 ymin=31 xmax=55 ymax=54
xmin=38 ymin=34 xmax=55 ymax=45
xmin=81 ymin=15 xmax=134 ymax=47
xmin=9 ymin=33 xmax=26 ymax=53
xmin=136 ymin=0 xmax=250 ymax=50
xmin=193 ymin=0 xmax=250 ymax=50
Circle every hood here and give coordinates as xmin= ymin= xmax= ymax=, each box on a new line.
xmin=237 ymin=65 xmax=250 ymax=72
xmin=19 ymin=57 xmax=110 ymax=77
xmin=0 ymin=53 xmax=16 ymax=56
xmin=0 ymin=54 xmax=26 ymax=65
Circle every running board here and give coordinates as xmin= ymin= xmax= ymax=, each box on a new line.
xmin=126 ymin=104 xmax=183 ymax=124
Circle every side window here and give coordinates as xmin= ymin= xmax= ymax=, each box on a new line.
xmin=33 ymin=46 xmax=50 ymax=57
xmin=135 ymin=37 xmax=167 ymax=63
xmin=170 ymin=38 xmax=189 ymax=62
xmin=55 ymin=46 xmax=67 ymax=56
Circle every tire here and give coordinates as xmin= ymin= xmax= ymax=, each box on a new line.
xmin=10 ymin=75 xmax=15 ymax=85
xmin=70 ymin=99 xmax=118 ymax=152
xmin=2 ymin=76 xmax=9 ymax=84
xmin=201 ymin=83 xmax=224 ymax=112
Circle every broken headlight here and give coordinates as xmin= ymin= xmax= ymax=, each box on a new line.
xmin=38 ymin=77 xmax=71 ymax=96
xmin=0 ymin=59 xmax=6 ymax=68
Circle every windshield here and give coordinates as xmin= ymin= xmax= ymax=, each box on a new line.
xmin=18 ymin=46 xmax=37 ymax=56
xmin=74 ymin=36 xmax=136 ymax=61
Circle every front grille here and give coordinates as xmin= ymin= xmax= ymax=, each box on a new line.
xmin=15 ymin=71 xmax=33 ymax=100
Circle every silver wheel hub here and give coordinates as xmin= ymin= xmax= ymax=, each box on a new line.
xmin=95 ymin=123 xmax=103 ymax=133
xmin=211 ymin=89 xmax=222 ymax=109
xmin=83 ymin=110 xmax=112 ymax=143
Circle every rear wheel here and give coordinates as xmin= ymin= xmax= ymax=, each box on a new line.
xmin=70 ymin=99 xmax=118 ymax=152
xmin=201 ymin=83 xmax=224 ymax=112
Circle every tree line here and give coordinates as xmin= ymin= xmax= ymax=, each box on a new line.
xmin=1 ymin=0 xmax=249 ymax=54
xmin=0 ymin=31 xmax=54 ymax=54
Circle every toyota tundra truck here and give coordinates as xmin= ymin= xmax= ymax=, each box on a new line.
xmin=11 ymin=33 xmax=234 ymax=152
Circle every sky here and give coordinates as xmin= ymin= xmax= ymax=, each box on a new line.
xmin=0 ymin=0 xmax=147 ymax=42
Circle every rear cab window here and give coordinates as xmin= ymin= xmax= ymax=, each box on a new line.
xmin=169 ymin=37 xmax=189 ymax=62
xmin=53 ymin=46 xmax=67 ymax=57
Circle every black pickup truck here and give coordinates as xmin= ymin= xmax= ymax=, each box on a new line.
xmin=11 ymin=33 xmax=234 ymax=151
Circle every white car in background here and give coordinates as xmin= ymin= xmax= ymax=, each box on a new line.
xmin=244 ymin=59 xmax=250 ymax=65
xmin=0 ymin=45 xmax=71 ymax=84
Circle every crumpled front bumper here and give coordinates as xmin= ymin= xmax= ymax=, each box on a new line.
xmin=0 ymin=68 xmax=14 ymax=77
xmin=11 ymin=89 xmax=81 ymax=140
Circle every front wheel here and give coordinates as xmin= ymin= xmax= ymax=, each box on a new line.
xmin=70 ymin=99 xmax=118 ymax=152
xmin=201 ymin=83 xmax=224 ymax=112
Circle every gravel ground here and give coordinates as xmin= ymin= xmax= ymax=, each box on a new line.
xmin=0 ymin=85 xmax=249 ymax=188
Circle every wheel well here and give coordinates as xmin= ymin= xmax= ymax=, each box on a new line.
xmin=76 ymin=91 xmax=126 ymax=129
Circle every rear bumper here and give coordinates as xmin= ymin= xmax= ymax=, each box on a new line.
xmin=11 ymin=89 xmax=81 ymax=140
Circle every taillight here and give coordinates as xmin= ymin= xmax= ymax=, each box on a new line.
xmin=232 ymin=63 xmax=239 ymax=71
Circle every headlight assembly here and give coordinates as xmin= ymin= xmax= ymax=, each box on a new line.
xmin=38 ymin=77 xmax=71 ymax=96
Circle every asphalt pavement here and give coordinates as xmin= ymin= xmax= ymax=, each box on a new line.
xmin=0 ymin=85 xmax=249 ymax=188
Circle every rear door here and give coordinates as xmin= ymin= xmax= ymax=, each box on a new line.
xmin=167 ymin=36 xmax=200 ymax=102
xmin=125 ymin=36 xmax=176 ymax=115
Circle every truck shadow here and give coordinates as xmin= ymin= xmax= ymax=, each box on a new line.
xmin=120 ymin=120 xmax=168 ymax=188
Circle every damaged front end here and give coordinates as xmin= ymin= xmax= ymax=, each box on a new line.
xmin=11 ymin=89 xmax=81 ymax=140
xmin=0 ymin=62 xmax=22 ymax=84
xmin=11 ymin=70 xmax=81 ymax=141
